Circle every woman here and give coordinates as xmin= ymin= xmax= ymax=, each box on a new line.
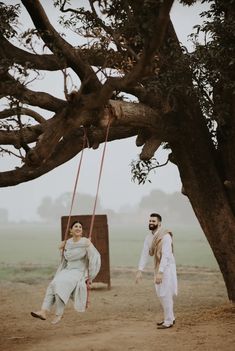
xmin=31 ymin=220 xmax=101 ymax=324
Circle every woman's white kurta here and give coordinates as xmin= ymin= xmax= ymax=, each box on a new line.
xmin=50 ymin=237 xmax=101 ymax=312
xmin=138 ymin=233 xmax=177 ymax=297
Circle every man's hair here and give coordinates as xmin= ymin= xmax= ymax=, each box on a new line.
xmin=150 ymin=213 xmax=162 ymax=222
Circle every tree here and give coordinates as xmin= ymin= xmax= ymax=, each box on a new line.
xmin=138 ymin=190 xmax=198 ymax=225
xmin=0 ymin=0 xmax=234 ymax=300
xmin=37 ymin=193 xmax=103 ymax=222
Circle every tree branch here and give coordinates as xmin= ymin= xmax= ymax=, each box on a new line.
xmin=0 ymin=35 xmax=66 ymax=71
xmin=0 ymin=124 xmax=138 ymax=187
xmin=98 ymin=0 xmax=174 ymax=102
xmin=0 ymin=107 xmax=46 ymax=124
xmin=0 ymin=97 xmax=164 ymax=186
xmin=0 ymin=126 xmax=42 ymax=146
xmin=87 ymin=0 xmax=138 ymax=61
xmin=0 ymin=73 xmax=67 ymax=112
xmin=0 ymin=35 xmax=121 ymax=72
xmin=21 ymin=0 xmax=101 ymax=93
xmin=123 ymin=0 xmax=174 ymax=84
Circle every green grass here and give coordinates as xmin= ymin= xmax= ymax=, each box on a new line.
xmin=109 ymin=225 xmax=218 ymax=269
xmin=0 ymin=263 xmax=55 ymax=283
xmin=0 ymin=223 xmax=60 ymax=265
xmin=0 ymin=222 xmax=219 ymax=281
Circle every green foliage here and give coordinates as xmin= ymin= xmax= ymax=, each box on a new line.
xmin=53 ymin=0 xmax=165 ymax=74
xmin=189 ymin=0 xmax=235 ymax=129
xmin=131 ymin=1 xmax=235 ymax=181
xmin=131 ymin=158 xmax=159 ymax=184
xmin=37 ymin=193 xmax=103 ymax=222
xmin=179 ymin=0 xmax=198 ymax=5
xmin=0 ymin=2 xmax=20 ymax=38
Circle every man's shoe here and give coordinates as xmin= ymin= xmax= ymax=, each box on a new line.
xmin=157 ymin=319 xmax=175 ymax=326
xmin=157 ymin=324 xmax=173 ymax=329
xmin=157 ymin=321 xmax=164 ymax=326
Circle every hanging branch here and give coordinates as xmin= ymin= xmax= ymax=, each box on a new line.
xmin=0 ymin=147 xmax=22 ymax=159
xmin=131 ymin=155 xmax=170 ymax=185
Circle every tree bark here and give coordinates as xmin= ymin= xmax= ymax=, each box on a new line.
xmin=169 ymin=97 xmax=235 ymax=301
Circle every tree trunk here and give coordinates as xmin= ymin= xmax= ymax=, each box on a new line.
xmin=188 ymin=190 xmax=235 ymax=302
xmin=169 ymin=97 xmax=235 ymax=301
xmin=185 ymin=184 xmax=235 ymax=302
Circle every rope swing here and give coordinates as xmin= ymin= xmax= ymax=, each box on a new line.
xmin=63 ymin=128 xmax=88 ymax=246
xmin=88 ymin=119 xmax=111 ymax=240
xmin=63 ymin=119 xmax=111 ymax=243
xmin=62 ymin=119 xmax=112 ymax=307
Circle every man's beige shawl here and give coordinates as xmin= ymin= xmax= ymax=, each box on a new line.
xmin=149 ymin=228 xmax=173 ymax=273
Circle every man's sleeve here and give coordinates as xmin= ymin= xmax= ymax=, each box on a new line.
xmin=138 ymin=236 xmax=150 ymax=271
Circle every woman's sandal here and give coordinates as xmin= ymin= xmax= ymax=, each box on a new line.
xmin=51 ymin=315 xmax=62 ymax=324
xmin=31 ymin=311 xmax=46 ymax=320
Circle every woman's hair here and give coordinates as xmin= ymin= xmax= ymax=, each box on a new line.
xmin=70 ymin=220 xmax=83 ymax=229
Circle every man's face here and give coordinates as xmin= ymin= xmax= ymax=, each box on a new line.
xmin=148 ymin=216 xmax=160 ymax=231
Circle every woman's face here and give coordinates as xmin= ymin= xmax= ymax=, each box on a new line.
xmin=71 ymin=222 xmax=83 ymax=237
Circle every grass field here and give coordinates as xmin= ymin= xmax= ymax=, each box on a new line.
xmin=0 ymin=222 xmax=218 ymax=274
xmin=110 ymin=224 xmax=218 ymax=269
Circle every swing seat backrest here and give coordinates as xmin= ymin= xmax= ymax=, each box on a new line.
xmin=61 ymin=214 xmax=111 ymax=289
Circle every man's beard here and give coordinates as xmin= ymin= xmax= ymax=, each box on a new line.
xmin=149 ymin=224 xmax=158 ymax=231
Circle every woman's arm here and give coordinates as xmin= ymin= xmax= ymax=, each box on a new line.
xmin=59 ymin=240 xmax=66 ymax=250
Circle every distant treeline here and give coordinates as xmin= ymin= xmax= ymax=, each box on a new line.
xmin=0 ymin=190 xmax=198 ymax=227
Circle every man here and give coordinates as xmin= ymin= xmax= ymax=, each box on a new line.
xmin=136 ymin=213 xmax=177 ymax=329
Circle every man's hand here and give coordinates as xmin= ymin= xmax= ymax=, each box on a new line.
xmin=155 ymin=272 xmax=163 ymax=284
xmin=135 ymin=270 xmax=142 ymax=284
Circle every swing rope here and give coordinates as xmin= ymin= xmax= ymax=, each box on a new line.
xmin=62 ymin=128 xmax=88 ymax=250
xmin=63 ymin=120 xmax=111 ymax=243
xmin=61 ymin=120 xmax=111 ymax=308
xmin=88 ymin=118 xmax=111 ymax=240
xmin=86 ymin=119 xmax=111 ymax=307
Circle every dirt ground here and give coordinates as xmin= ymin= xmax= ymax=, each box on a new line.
xmin=0 ymin=267 xmax=234 ymax=351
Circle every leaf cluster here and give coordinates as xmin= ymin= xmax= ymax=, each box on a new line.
xmin=131 ymin=158 xmax=159 ymax=185
xmin=0 ymin=2 xmax=20 ymax=39
xmin=53 ymin=0 xmax=166 ymax=75
xmin=189 ymin=0 xmax=235 ymax=135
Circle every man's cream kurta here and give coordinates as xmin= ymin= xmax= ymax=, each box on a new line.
xmin=138 ymin=232 xmax=177 ymax=297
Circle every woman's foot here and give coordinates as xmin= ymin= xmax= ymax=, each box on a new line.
xmin=51 ymin=315 xmax=62 ymax=324
xmin=31 ymin=310 xmax=47 ymax=320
